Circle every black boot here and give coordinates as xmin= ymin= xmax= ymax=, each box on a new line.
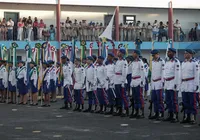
xmin=163 ymin=112 xmax=173 ymax=121
xmin=60 ymin=102 xmax=68 ymax=109
xmin=101 ymin=106 xmax=107 ymax=114
xmin=171 ymin=113 xmax=179 ymax=123
xmin=156 ymin=112 xmax=164 ymax=121
xmin=180 ymin=114 xmax=190 ymax=124
xmin=83 ymin=104 xmax=92 ymax=113
xmin=105 ymin=105 xmax=113 ymax=115
xmin=73 ymin=104 xmax=78 ymax=111
xmin=136 ymin=108 xmax=145 ymax=119
xmin=149 ymin=112 xmax=159 ymax=120
xmin=95 ymin=105 xmax=103 ymax=113
xmin=113 ymin=107 xmax=122 ymax=116
xmin=77 ymin=105 xmax=82 ymax=112
xmin=130 ymin=109 xmax=138 ymax=118
xmin=190 ymin=114 xmax=197 ymax=125
xmin=82 ymin=104 xmax=84 ymax=110
xmin=121 ymin=108 xmax=129 ymax=117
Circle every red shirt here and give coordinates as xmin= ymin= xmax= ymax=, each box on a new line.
xmin=18 ymin=22 xmax=24 ymax=27
xmin=39 ymin=23 xmax=45 ymax=28
xmin=33 ymin=21 xmax=38 ymax=27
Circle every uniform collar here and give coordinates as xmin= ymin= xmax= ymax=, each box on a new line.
xmin=153 ymin=57 xmax=160 ymax=62
xmin=185 ymin=58 xmax=192 ymax=62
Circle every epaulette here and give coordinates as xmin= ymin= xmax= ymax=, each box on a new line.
xmin=192 ymin=59 xmax=196 ymax=62
xmin=174 ymin=58 xmax=179 ymax=62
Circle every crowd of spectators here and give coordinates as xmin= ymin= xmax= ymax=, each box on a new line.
xmin=0 ymin=16 xmax=200 ymax=42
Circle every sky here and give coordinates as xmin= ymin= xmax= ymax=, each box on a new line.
xmin=0 ymin=0 xmax=200 ymax=9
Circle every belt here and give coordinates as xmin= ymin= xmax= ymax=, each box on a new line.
xmin=115 ymin=73 xmax=122 ymax=75
xmin=132 ymin=76 xmax=141 ymax=80
xmin=152 ymin=78 xmax=161 ymax=82
xmin=182 ymin=77 xmax=194 ymax=82
xmin=165 ymin=77 xmax=174 ymax=81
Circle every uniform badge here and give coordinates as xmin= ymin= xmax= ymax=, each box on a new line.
xmin=196 ymin=65 xmax=198 ymax=68
xmin=177 ymin=65 xmax=179 ymax=67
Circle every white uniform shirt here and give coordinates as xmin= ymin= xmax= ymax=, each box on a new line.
xmin=164 ymin=57 xmax=181 ymax=90
xmin=63 ymin=63 xmax=72 ymax=86
xmin=181 ymin=59 xmax=199 ymax=92
xmin=96 ymin=64 xmax=107 ymax=88
xmin=174 ymin=23 xmax=181 ymax=30
xmin=114 ymin=59 xmax=128 ymax=85
xmin=43 ymin=68 xmax=50 ymax=88
xmin=151 ymin=58 xmax=165 ymax=90
xmin=9 ymin=67 xmax=16 ymax=86
xmin=0 ymin=65 xmax=4 ymax=79
xmin=130 ymin=58 xmax=145 ymax=87
xmin=7 ymin=20 xmax=14 ymax=30
xmin=1 ymin=66 xmax=8 ymax=88
xmin=49 ymin=65 xmax=56 ymax=82
xmin=105 ymin=62 xmax=115 ymax=89
xmin=144 ymin=63 xmax=149 ymax=78
xmin=17 ymin=66 xmax=27 ymax=85
xmin=85 ymin=64 xmax=97 ymax=92
xmin=56 ymin=66 xmax=60 ymax=79
xmin=74 ymin=65 xmax=85 ymax=90
xmin=30 ymin=67 xmax=38 ymax=87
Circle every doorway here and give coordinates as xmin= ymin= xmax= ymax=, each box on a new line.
xmin=4 ymin=12 xmax=19 ymax=41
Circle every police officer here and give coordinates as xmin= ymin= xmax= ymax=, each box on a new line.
xmin=113 ymin=48 xmax=129 ymax=117
xmin=8 ymin=61 xmax=16 ymax=104
xmin=73 ymin=58 xmax=85 ymax=111
xmin=29 ymin=61 xmax=38 ymax=106
xmin=129 ymin=50 xmax=145 ymax=119
xmin=17 ymin=61 xmax=27 ymax=105
xmin=42 ymin=61 xmax=50 ymax=107
xmin=48 ymin=60 xmax=57 ymax=102
xmin=149 ymin=49 xmax=165 ymax=120
xmin=83 ymin=56 xmax=97 ymax=113
xmin=164 ymin=48 xmax=181 ymax=123
xmin=0 ymin=60 xmax=7 ymax=103
xmin=126 ymin=56 xmax=133 ymax=97
xmin=180 ymin=49 xmax=199 ymax=124
xmin=60 ymin=56 xmax=73 ymax=110
xmin=104 ymin=53 xmax=116 ymax=115
xmin=96 ymin=56 xmax=108 ymax=114
xmin=56 ymin=62 xmax=62 ymax=96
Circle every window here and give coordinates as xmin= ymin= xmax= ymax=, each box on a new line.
xmin=123 ymin=15 xmax=136 ymax=24
xmin=11 ymin=56 xmax=22 ymax=61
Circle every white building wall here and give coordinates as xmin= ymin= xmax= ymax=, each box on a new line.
xmin=0 ymin=3 xmax=199 ymax=34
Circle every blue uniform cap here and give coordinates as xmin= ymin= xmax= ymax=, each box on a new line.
xmin=132 ymin=49 xmax=141 ymax=56
xmin=185 ymin=49 xmax=193 ymax=54
xmin=42 ymin=61 xmax=48 ymax=65
xmin=151 ymin=49 xmax=159 ymax=55
xmin=92 ymin=55 xmax=97 ymax=61
xmin=168 ymin=48 xmax=176 ymax=53
xmin=87 ymin=56 xmax=94 ymax=61
xmin=48 ymin=60 xmax=54 ymax=64
xmin=17 ymin=60 xmax=24 ymax=64
xmin=61 ymin=55 xmax=67 ymax=59
xmin=56 ymin=62 xmax=61 ymax=65
xmin=108 ymin=52 xmax=114 ymax=57
xmin=98 ymin=56 xmax=105 ymax=60
xmin=75 ymin=58 xmax=81 ymax=62
xmin=119 ymin=48 xmax=126 ymax=55
xmin=30 ymin=61 xmax=36 ymax=65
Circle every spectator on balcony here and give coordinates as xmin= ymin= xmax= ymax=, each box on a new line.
xmin=193 ymin=23 xmax=199 ymax=41
xmin=0 ymin=18 xmax=7 ymax=40
xmin=49 ymin=24 xmax=55 ymax=41
xmin=22 ymin=17 xmax=27 ymax=40
xmin=27 ymin=16 xmax=32 ymax=41
xmin=17 ymin=18 xmax=24 ymax=41
xmin=152 ymin=20 xmax=159 ymax=40
xmin=65 ymin=20 xmax=71 ymax=41
xmin=99 ymin=23 xmax=104 ymax=36
xmin=33 ymin=17 xmax=38 ymax=40
xmin=60 ymin=22 xmax=65 ymax=41
xmin=136 ymin=21 xmax=141 ymax=39
xmin=141 ymin=23 xmax=146 ymax=41
xmin=174 ymin=19 xmax=181 ymax=42
xmin=119 ymin=23 xmax=123 ymax=41
xmin=82 ymin=20 xmax=87 ymax=41
xmin=158 ymin=21 xmax=168 ymax=42
xmin=127 ymin=23 xmax=132 ymax=41
xmin=38 ymin=19 xmax=45 ymax=40
xmin=42 ymin=24 xmax=50 ymax=41
xmin=94 ymin=22 xmax=100 ymax=41
xmin=123 ymin=22 xmax=128 ymax=41
xmin=189 ymin=28 xmax=194 ymax=41
xmin=7 ymin=18 xmax=14 ymax=40
xmin=197 ymin=23 xmax=200 ymax=41
xmin=132 ymin=22 xmax=136 ymax=41
xmin=87 ymin=22 xmax=92 ymax=41
xmin=78 ymin=21 xmax=82 ymax=40
xmin=146 ymin=22 xmax=152 ymax=41
xmin=165 ymin=22 xmax=169 ymax=39
xmin=72 ymin=19 xmax=78 ymax=39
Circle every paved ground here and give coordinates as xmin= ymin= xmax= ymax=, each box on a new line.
xmin=0 ymin=100 xmax=200 ymax=140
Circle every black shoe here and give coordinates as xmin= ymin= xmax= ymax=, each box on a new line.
xmin=77 ymin=109 xmax=82 ymax=112
xmin=171 ymin=118 xmax=179 ymax=123
xmin=73 ymin=108 xmax=78 ymax=111
xmin=129 ymin=112 xmax=138 ymax=118
xmin=163 ymin=113 xmax=173 ymax=122
xmin=105 ymin=110 xmax=113 ymax=115
xmin=83 ymin=109 xmax=90 ymax=113
xmin=156 ymin=113 xmax=164 ymax=121
xmin=18 ymin=102 xmax=23 ymax=105
xmin=8 ymin=101 xmax=13 ymax=104
xmin=136 ymin=114 xmax=145 ymax=119
xmin=95 ymin=110 xmax=101 ymax=114
xmin=190 ymin=120 xmax=196 ymax=125
xmin=42 ymin=104 xmax=47 ymax=107
xmin=180 ymin=117 xmax=190 ymax=124
xmin=149 ymin=113 xmax=158 ymax=120
xmin=60 ymin=105 xmax=68 ymax=109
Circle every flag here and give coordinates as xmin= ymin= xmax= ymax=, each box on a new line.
xmin=110 ymin=40 xmax=116 ymax=55
xmin=25 ymin=43 xmax=32 ymax=86
xmin=99 ymin=9 xmax=116 ymax=40
xmin=70 ymin=38 xmax=76 ymax=63
xmin=118 ymin=43 xmax=123 ymax=49
xmin=124 ymin=44 xmax=128 ymax=57
xmin=97 ymin=41 xmax=102 ymax=57
xmin=80 ymin=40 xmax=86 ymax=61
xmin=89 ymin=42 xmax=93 ymax=56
